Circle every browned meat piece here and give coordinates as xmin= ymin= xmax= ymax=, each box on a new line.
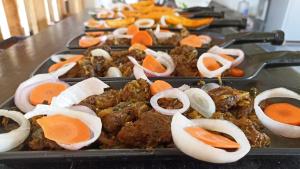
xmin=98 ymin=101 xmax=150 ymax=134
xmin=98 ymin=131 xmax=119 ymax=148
xmin=169 ymin=45 xmax=200 ymax=77
xmin=120 ymin=79 xmax=151 ymax=102
xmin=104 ymin=38 xmax=131 ymax=46
xmin=180 ymin=27 xmax=190 ymax=38
xmin=90 ymin=56 xmax=114 ymax=76
xmin=80 ymin=89 xmax=121 ymax=112
xmin=119 ymin=62 xmax=134 ymax=77
xmin=158 ymin=98 xmax=183 ymax=109
xmin=26 ymin=116 xmax=62 ymax=150
xmin=208 ymin=86 xmax=251 ymax=117
xmin=157 ymin=34 xmax=181 ymax=46
xmin=1 ymin=116 xmax=19 ymax=132
xmin=117 ymin=110 xmax=172 ymax=148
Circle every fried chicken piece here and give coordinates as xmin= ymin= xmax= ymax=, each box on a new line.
xmin=120 ymin=79 xmax=151 ymax=102
xmin=117 ymin=110 xmax=172 ymax=148
xmin=80 ymin=89 xmax=121 ymax=112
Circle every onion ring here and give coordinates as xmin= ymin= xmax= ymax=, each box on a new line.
xmin=112 ymin=27 xmax=133 ymax=39
xmin=197 ymin=53 xmax=232 ymax=78
xmin=254 ymin=88 xmax=300 ymax=138
xmin=134 ymin=18 xmax=155 ymax=28
xmin=154 ymin=25 xmax=175 ymax=40
xmin=69 ymin=105 xmax=96 ymax=116
xmin=0 ymin=109 xmax=30 ymax=152
xmin=201 ymin=83 xmax=220 ymax=92
xmin=24 ymin=105 xmax=101 ymax=150
xmin=150 ymin=88 xmax=190 ymax=115
xmin=133 ymin=65 xmax=153 ymax=84
xmin=208 ymin=46 xmax=245 ymax=67
xmin=184 ymin=88 xmax=216 ymax=118
xmin=90 ymin=48 xmax=112 ymax=61
xmin=106 ymin=67 xmax=122 ymax=77
xmin=128 ymin=50 xmax=175 ymax=77
xmin=171 ymin=113 xmax=250 ymax=163
xmin=51 ymin=77 xmax=109 ymax=108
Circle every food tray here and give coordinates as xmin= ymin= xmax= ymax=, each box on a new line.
xmin=31 ymin=44 xmax=300 ymax=81
xmin=1 ymin=78 xmax=300 ymax=162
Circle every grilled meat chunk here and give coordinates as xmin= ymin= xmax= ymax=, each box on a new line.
xmin=120 ymin=79 xmax=151 ymax=102
xmin=117 ymin=110 xmax=172 ymax=148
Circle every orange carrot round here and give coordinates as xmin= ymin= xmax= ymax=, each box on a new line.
xmin=48 ymin=55 xmax=83 ymax=73
xmin=142 ymin=55 xmax=166 ymax=73
xmin=129 ymin=43 xmax=147 ymax=51
xmin=150 ymin=80 xmax=173 ymax=95
xmin=185 ymin=127 xmax=240 ymax=149
xmin=203 ymin=58 xmax=221 ymax=71
xmin=229 ymin=68 xmax=245 ymax=77
xmin=220 ymin=54 xmax=235 ymax=62
xmin=180 ymin=35 xmax=203 ymax=48
xmin=131 ymin=31 xmax=153 ymax=46
xmin=29 ymin=82 xmax=67 ymax=105
xmin=79 ymin=37 xmax=100 ymax=48
xmin=37 ymin=114 xmax=91 ymax=144
xmin=265 ymin=103 xmax=300 ymax=125
xmin=127 ymin=25 xmax=139 ymax=35
xmin=85 ymin=31 xmax=105 ymax=37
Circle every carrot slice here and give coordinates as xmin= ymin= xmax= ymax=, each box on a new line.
xmin=131 ymin=31 xmax=153 ymax=46
xmin=150 ymin=80 xmax=173 ymax=95
xmin=29 ymin=82 xmax=67 ymax=105
xmin=129 ymin=43 xmax=147 ymax=51
xmin=85 ymin=31 xmax=105 ymax=37
xmin=127 ymin=25 xmax=139 ymax=35
xmin=180 ymin=35 xmax=203 ymax=48
xmin=142 ymin=55 xmax=166 ymax=73
xmin=265 ymin=103 xmax=300 ymax=125
xmin=185 ymin=127 xmax=240 ymax=149
xmin=48 ymin=55 xmax=84 ymax=72
xmin=79 ymin=37 xmax=100 ymax=48
xmin=229 ymin=68 xmax=245 ymax=77
xmin=203 ymin=58 xmax=221 ymax=71
xmin=37 ymin=114 xmax=91 ymax=144
xmin=220 ymin=54 xmax=235 ymax=62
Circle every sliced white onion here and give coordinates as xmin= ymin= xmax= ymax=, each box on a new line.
xmin=208 ymin=46 xmax=245 ymax=67
xmin=154 ymin=24 xmax=174 ymax=39
xmin=150 ymin=88 xmax=190 ymax=116
xmin=171 ymin=113 xmax=250 ymax=163
xmin=51 ymin=77 xmax=109 ymax=108
xmin=70 ymin=105 xmax=96 ymax=116
xmin=201 ymin=83 xmax=220 ymax=93
xmin=50 ymin=54 xmax=78 ymax=63
xmin=254 ymin=88 xmax=300 ymax=138
xmin=178 ymin=84 xmax=191 ymax=91
xmin=112 ymin=27 xmax=133 ymax=39
xmin=128 ymin=50 xmax=175 ymax=77
xmin=160 ymin=16 xmax=168 ymax=27
xmin=197 ymin=53 xmax=232 ymax=78
xmin=90 ymin=48 xmax=112 ymax=61
xmin=14 ymin=73 xmax=70 ymax=112
xmin=106 ymin=67 xmax=122 ymax=77
xmin=24 ymin=105 xmax=101 ymax=150
xmin=134 ymin=18 xmax=155 ymax=28
xmin=133 ymin=65 xmax=153 ymax=84
xmin=198 ymin=35 xmax=212 ymax=44
xmin=184 ymin=88 xmax=216 ymax=118
xmin=0 ymin=110 xmax=30 ymax=152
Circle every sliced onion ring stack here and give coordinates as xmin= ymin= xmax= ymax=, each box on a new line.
xmin=254 ymin=88 xmax=300 ymax=138
xmin=134 ymin=18 xmax=155 ymax=28
xmin=14 ymin=63 xmax=76 ymax=112
xmin=24 ymin=105 xmax=101 ymax=150
xmin=0 ymin=109 xmax=30 ymax=152
xmin=150 ymin=88 xmax=190 ymax=116
xmin=51 ymin=77 xmax=109 ymax=108
xmin=197 ymin=53 xmax=232 ymax=78
xmin=208 ymin=46 xmax=245 ymax=67
xmin=171 ymin=113 xmax=250 ymax=163
xmin=112 ymin=27 xmax=133 ymax=39
xmin=184 ymin=88 xmax=216 ymax=118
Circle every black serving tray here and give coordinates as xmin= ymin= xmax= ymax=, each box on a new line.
xmin=85 ymin=18 xmax=248 ymax=32
xmin=67 ymin=30 xmax=284 ymax=50
xmin=1 ymin=77 xmax=300 ymax=162
xmin=31 ymin=45 xmax=300 ymax=81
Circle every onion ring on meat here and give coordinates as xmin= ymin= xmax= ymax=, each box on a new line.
xmin=134 ymin=18 xmax=155 ymax=28
xmin=208 ymin=46 xmax=245 ymax=67
xmin=24 ymin=105 xmax=101 ymax=150
xmin=254 ymin=88 xmax=300 ymax=138
xmin=0 ymin=110 xmax=30 ymax=152
xmin=112 ymin=27 xmax=133 ymax=39
xmin=197 ymin=53 xmax=232 ymax=78
xmin=150 ymin=88 xmax=190 ymax=116
xmin=128 ymin=50 xmax=175 ymax=77
xmin=184 ymin=88 xmax=216 ymax=118
xmin=90 ymin=48 xmax=112 ymax=60
xmin=106 ymin=67 xmax=122 ymax=77
xmin=171 ymin=113 xmax=250 ymax=163
xmin=51 ymin=77 xmax=109 ymax=108
xmin=201 ymin=83 xmax=220 ymax=92
xmin=154 ymin=25 xmax=174 ymax=39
